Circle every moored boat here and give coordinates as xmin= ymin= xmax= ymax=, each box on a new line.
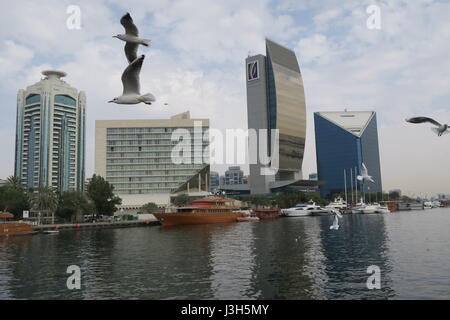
xmin=252 ymin=208 xmax=281 ymax=220
xmin=0 ymin=212 xmax=37 ymax=237
xmin=153 ymin=197 xmax=245 ymax=227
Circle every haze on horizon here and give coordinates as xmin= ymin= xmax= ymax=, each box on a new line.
xmin=0 ymin=0 xmax=449 ymax=197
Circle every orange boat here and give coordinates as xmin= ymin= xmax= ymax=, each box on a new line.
xmin=0 ymin=212 xmax=37 ymax=237
xmin=153 ymin=197 xmax=246 ymax=227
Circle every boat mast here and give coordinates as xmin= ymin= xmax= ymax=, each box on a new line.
xmin=344 ymin=169 xmax=348 ymax=205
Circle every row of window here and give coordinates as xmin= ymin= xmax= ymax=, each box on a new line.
xmin=111 ymin=182 xmax=181 ymax=188
xmin=115 ymin=189 xmax=173 ymax=194
xmin=107 ymin=158 xmax=208 ymax=164
xmin=106 ymin=169 xmax=198 ymax=177
xmin=106 ymin=152 xmax=205 ymax=158
xmin=107 ymin=127 xmax=208 ymax=134
xmin=106 ymin=163 xmax=205 ymax=171
xmin=107 ymin=139 xmax=208 ymax=146
xmin=107 ymin=176 xmax=190 ymax=183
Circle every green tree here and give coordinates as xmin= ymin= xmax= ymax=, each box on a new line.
xmin=56 ymin=191 xmax=94 ymax=223
xmin=30 ymin=187 xmax=59 ymax=224
xmin=6 ymin=175 xmax=23 ymax=190
xmin=0 ymin=186 xmax=29 ymax=218
xmin=86 ymin=174 xmax=122 ymax=216
xmin=172 ymin=194 xmax=192 ymax=206
xmin=142 ymin=202 xmax=159 ymax=213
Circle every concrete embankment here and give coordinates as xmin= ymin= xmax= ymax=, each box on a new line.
xmin=33 ymin=219 xmax=160 ymax=232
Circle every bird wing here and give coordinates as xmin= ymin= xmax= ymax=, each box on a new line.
xmin=120 ymin=13 xmax=139 ymax=37
xmin=121 ymin=55 xmax=144 ymax=95
xmin=406 ymin=117 xmax=441 ymax=127
xmin=361 ymin=163 xmax=368 ymax=176
xmin=124 ymin=42 xmax=138 ymax=64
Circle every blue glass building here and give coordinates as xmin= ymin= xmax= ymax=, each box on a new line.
xmin=314 ymin=111 xmax=382 ymax=199
xmin=15 ymin=71 xmax=86 ymax=192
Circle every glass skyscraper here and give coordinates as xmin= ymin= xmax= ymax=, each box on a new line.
xmin=15 ymin=70 xmax=86 ymax=192
xmin=246 ymin=39 xmax=307 ymax=194
xmin=314 ymin=111 xmax=382 ymax=199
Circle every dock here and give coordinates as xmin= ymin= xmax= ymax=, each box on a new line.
xmin=32 ymin=220 xmax=160 ymax=232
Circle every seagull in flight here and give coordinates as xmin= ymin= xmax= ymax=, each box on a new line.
xmin=329 ymin=209 xmax=343 ymax=231
xmin=113 ymin=13 xmax=151 ymax=63
xmin=108 ymin=55 xmax=155 ymax=105
xmin=357 ymin=163 xmax=375 ymax=183
xmin=406 ymin=117 xmax=449 ymax=136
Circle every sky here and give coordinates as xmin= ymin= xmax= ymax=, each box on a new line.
xmin=0 ymin=0 xmax=449 ymax=197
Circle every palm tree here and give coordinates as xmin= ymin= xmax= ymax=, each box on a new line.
xmin=6 ymin=176 xmax=23 ymax=190
xmin=31 ymin=187 xmax=59 ymax=225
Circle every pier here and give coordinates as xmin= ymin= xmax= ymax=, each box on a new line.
xmin=32 ymin=220 xmax=160 ymax=232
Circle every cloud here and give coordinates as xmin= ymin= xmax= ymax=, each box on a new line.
xmin=0 ymin=0 xmax=449 ymax=196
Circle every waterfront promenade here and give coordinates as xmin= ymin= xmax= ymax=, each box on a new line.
xmin=32 ymin=219 xmax=160 ymax=232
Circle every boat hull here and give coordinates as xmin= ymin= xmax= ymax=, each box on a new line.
xmin=153 ymin=212 xmax=245 ymax=227
xmin=1 ymin=223 xmax=37 ymax=237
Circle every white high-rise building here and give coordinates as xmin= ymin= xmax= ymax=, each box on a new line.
xmin=15 ymin=70 xmax=86 ymax=192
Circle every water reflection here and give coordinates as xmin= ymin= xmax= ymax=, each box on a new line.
xmin=1 ymin=209 xmax=450 ymax=299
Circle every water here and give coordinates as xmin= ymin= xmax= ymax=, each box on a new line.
xmin=1 ymin=208 xmax=450 ymax=299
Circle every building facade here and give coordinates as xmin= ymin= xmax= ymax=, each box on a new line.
xmin=314 ymin=111 xmax=382 ymax=199
xmin=246 ymin=39 xmax=307 ymax=194
xmin=209 ymin=171 xmax=220 ymax=192
xmin=95 ymin=112 xmax=210 ymax=208
xmin=15 ymin=70 xmax=86 ymax=192
xmin=223 ymin=166 xmax=244 ymax=185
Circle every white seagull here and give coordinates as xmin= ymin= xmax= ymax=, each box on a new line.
xmin=357 ymin=163 xmax=375 ymax=183
xmin=329 ymin=209 xmax=343 ymax=231
xmin=108 ymin=55 xmax=156 ymax=105
xmin=113 ymin=13 xmax=151 ymax=63
xmin=406 ymin=116 xmax=449 ymax=137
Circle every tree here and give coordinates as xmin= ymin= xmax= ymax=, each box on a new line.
xmin=0 ymin=186 xmax=29 ymax=218
xmin=142 ymin=202 xmax=159 ymax=214
xmin=56 ymin=191 xmax=94 ymax=223
xmin=6 ymin=175 xmax=23 ymax=190
xmin=86 ymin=174 xmax=122 ymax=216
xmin=172 ymin=194 xmax=192 ymax=206
xmin=30 ymin=187 xmax=59 ymax=224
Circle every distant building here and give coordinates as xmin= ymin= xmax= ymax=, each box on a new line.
xmin=0 ymin=179 xmax=7 ymax=188
xmin=246 ymin=39 xmax=307 ymax=194
xmin=15 ymin=70 xmax=86 ymax=192
xmin=223 ymin=166 xmax=244 ymax=185
xmin=314 ymin=110 xmax=382 ymax=199
xmin=209 ymin=171 xmax=220 ymax=192
xmin=437 ymin=194 xmax=450 ymax=201
xmin=309 ymin=173 xmax=318 ymax=180
xmin=95 ymin=112 xmax=209 ymax=208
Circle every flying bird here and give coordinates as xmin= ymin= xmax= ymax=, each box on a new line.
xmin=406 ymin=117 xmax=449 ymax=136
xmin=329 ymin=209 xmax=342 ymax=231
xmin=357 ymin=163 xmax=375 ymax=183
xmin=113 ymin=13 xmax=151 ymax=63
xmin=108 ymin=55 xmax=155 ymax=105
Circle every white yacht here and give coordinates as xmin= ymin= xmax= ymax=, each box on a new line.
xmin=360 ymin=203 xmax=390 ymax=214
xmin=325 ymin=197 xmax=347 ymax=210
xmin=282 ymin=201 xmax=328 ymax=217
xmin=423 ymin=201 xmax=433 ymax=209
xmin=351 ymin=198 xmax=367 ymax=214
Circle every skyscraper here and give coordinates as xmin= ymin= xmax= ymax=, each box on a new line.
xmin=15 ymin=70 xmax=86 ymax=192
xmin=95 ymin=111 xmax=210 ymax=207
xmin=246 ymin=39 xmax=307 ymax=194
xmin=314 ymin=110 xmax=382 ymax=199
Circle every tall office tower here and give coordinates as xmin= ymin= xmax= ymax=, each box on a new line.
xmin=246 ymin=39 xmax=307 ymax=194
xmin=95 ymin=112 xmax=210 ymax=207
xmin=15 ymin=70 xmax=86 ymax=192
xmin=314 ymin=111 xmax=383 ymax=199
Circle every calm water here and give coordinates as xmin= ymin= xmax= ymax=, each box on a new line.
xmin=1 ymin=208 xmax=450 ymax=300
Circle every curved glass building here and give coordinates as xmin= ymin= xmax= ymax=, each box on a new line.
xmin=15 ymin=71 xmax=86 ymax=192
xmin=246 ymin=39 xmax=307 ymax=194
